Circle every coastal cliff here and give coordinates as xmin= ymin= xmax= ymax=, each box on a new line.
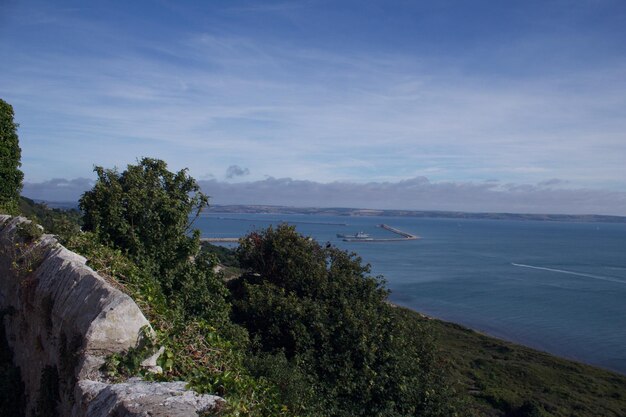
xmin=0 ymin=215 xmax=223 ymax=416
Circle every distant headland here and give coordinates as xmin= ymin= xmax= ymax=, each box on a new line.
xmin=206 ymin=204 xmax=626 ymax=223
xmin=34 ymin=200 xmax=626 ymax=223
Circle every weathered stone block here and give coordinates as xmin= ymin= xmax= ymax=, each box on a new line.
xmin=0 ymin=216 xmax=223 ymax=416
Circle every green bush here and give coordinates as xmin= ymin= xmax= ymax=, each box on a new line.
xmin=202 ymin=242 xmax=240 ymax=268
xmin=78 ymin=158 xmax=231 ymax=325
xmin=230 ymin=225 xmax=463 ymax=416
xmin=79 ymin=158 xmax=207 ymax=280
xmin=66 ymin=231 xmax=283 ymax=416
xmin=18 ymin=197 xmax=82 ymax=244
xmin=245 ymin=352 xmax=319 ymax=415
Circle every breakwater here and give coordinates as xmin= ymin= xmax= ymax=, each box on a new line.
xmin=379 ymin=224 xmax=419 ymax=239
xmin=342 ymin=224 xmax=419 ymax=242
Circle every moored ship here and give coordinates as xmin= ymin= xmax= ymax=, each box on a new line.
xmin=337 ymin=231 xmax=372 ymax=241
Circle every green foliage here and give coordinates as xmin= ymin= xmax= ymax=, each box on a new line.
xmin=79 ymin=158 xmax=208 ymax=290
xmin=244 ymin=352 xmax=319 ymax=416
xmin=65 ymin=232 xmax=166 ymax=320
xmin=15 ymin=220 xmax=43 ymax=242
xmin=19 ymin=197 xmax=82 ymax=244
xmin=2 ymin=221 xmax=46 ymax=280
xmin=78 ymin=158 xmax=231 ymax=324
xmin=103 ymin=326 xmax=156 ymax=381
xmin=202 ymin=242 xmax=240 ymax=268
xmin=0 ymin=201 xmax=19 ymax=216
xmin=230 ymin=225 xmax=463 ymax=416
xmin=0 ymin=99 xmax=24 ymax=215
xmin=167 ymin=249 xmax=232 ymax=324
xmin=67 ymin=210 xmax=282 ymax=416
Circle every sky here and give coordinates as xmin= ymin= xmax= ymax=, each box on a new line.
xmin=2 ymin=0 xmax=626 ymax=214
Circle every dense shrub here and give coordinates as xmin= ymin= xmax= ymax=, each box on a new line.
xmin=78 ymin=158 xmax=230 ymax=324
xmin=18 ymin=197 xmax=82 ymax=244
xmin=202 ymin=242 xmax=240 ymax=268
xmin=75 ymin=159 xmax=291 ymax=415
xmin=79 ymin=158 xmax=207 ymax=290
xmin=230 ymin=225 xmax=463 ymax=416
xmin=65 ymin=231 xmax=281 ymax=416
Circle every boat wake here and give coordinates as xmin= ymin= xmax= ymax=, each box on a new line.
xmin=511 ymin=263 xmax=626 ymax=285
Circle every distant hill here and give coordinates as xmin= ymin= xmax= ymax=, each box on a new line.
xmin=28 ymin=200 xmax=626 ymax=223
xmin=31 ymin=199 xmax=79 ymax=210
xmin=207 ymin=204 xmax=626 ymax=223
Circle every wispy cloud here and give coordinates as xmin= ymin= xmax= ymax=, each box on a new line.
xmin=2 ymin=1 xmax=626 ymax=202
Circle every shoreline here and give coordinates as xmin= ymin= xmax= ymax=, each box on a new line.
xmin=388 ymin=300 xmax=626 ymax=377
xmin=395 ymin=304 xmax=626 ymax=416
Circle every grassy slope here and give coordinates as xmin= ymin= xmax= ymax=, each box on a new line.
xmin=400 ymin=308 xmax=626 ymax=417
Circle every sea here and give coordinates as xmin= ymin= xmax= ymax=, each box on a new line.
xmin=195 ymin=213 xmax=626 ymax=375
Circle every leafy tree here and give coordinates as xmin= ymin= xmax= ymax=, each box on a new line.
xmin=0 ymin=99 xmax=24 ymax=214
xmin=80 ymin=158 xmax=207 ymax=264
xmin=79 ymin=158 xmax=228 ymax=323
xmin=230 ymin=225 xmax=462 ymax=416
xmin=76 ymin=158 xmax=291 ymax=415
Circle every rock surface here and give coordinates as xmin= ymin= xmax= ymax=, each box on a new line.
xmin=0 ymin=215 xmax=223 ymax=416
xmin=78 ymin=379 xmax=223 ymax=417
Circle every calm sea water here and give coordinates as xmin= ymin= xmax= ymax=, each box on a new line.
xmin=196 ymin=213 xmax=626 ymax=374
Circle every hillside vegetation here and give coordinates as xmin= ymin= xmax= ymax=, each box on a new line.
xmin=2 ymin=169 xmax=626 ymax=415
xmin=7 ymin=192 xmax=626 ymax=417
xmin=392 ymin=308 xmax=626 ymax=417
xmin=5 ymin=160 xmax=462 ymax=416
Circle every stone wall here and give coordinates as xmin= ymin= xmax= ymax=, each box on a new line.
xmin=0 ymin=215 xmax=223 ymax=416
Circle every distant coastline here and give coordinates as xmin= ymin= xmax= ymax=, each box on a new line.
xmin=206 ymin=204 xmax=626 ymax=223
xmin=32 ymin=199 xmax=626 ymax=223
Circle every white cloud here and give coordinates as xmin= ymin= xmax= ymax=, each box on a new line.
xmin=2 ymin=3 xmax=625 ymax=195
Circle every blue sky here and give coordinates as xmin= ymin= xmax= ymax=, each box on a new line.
xmin=2 ymin=0 xmax=626 ymax=213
